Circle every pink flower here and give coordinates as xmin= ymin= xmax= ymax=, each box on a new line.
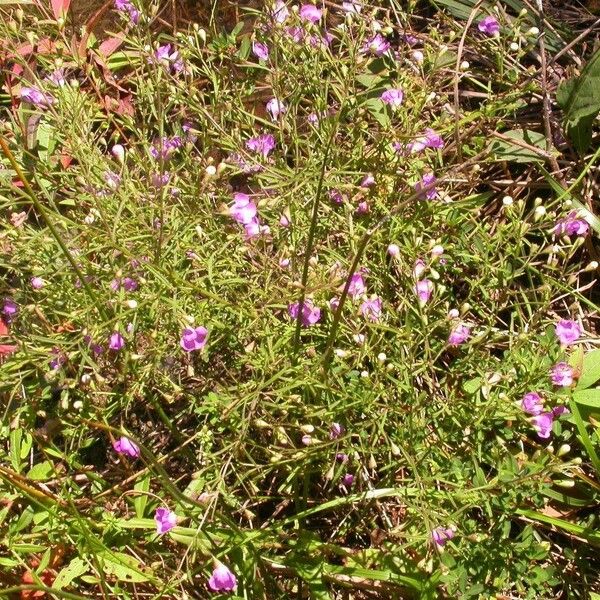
xmin=532 ymin=412 xmax=554 ymax=439
xmin=329 ymin=189 xmax=344 ymax=204
xmin=154 ymin=507 xmax=177 ymax=534
xmin=31 ymin=277 xmax=45 ymax=289
xmin=363 ymin=33 xmax=390 ymax=56
xmin=113 ymin=436 xmax=140 ymax=458
xmin=360 ymin=173 xmax=375 ymax=188
xmin=299 ymin=4 xmax=322 ymax=23
xmin=387 ymin=244 xmax=400 ymax=258
xmin=20 ymin=86 xmax=55 ymax=109
xmin=271 ymin=0 xmax=289 ymax=23
xmin=555 ymin=319 xmax=581 ymax=346
xmin=415 ymin=279 xmax=433 ymax=304
xmin=552 ymin=405 xmax=569 ymax=417
xmin=448 ymin=323 xmax=470 ymax=346
xmin=289 ymin=300 xmax=321 ymax=326
xmin=229 ymin=193 xmax=257 ymax=225
xmin=355 ymin=200 xmax=369 ymax=215
xmin=415 ymin=173 xmax=437 ymax=200
xmin=266 ymin=97 xmax=286 ymax=121
xmin=252 ymin=41 xmax=269 ymax=60
xmin=347 ymin=272 xmax=367 ymax=299
xmin=554 ymin=211 xmax=589 ymax=237
xmin=550 ymin=362 xmax=574 ymax=387
xmin=109 ymin=332 xmax=125 ymax=351
xmin=180 ymin=326 xmax=208 ymax=352
xmin=381 ymin=88 xmax=404 ymax=109
xmin=279 ymin=213 xmax=290 ymax=227
xmin=342 ymin=473 xmax=354 ymax=487
xmin=329 ymin=423 xmax=344 ymax=439
xmin=432 ymin=526 xmax=455 ymax=547
xmin=478 ymin=15 xmax=500 ymax=36
xmin=246 ymin=134 xmax=276 ymax=158
xmin=521 ymin=392 xmax=543 ymax=415
xmin=360 ymin=296 xmax=382 ymax=322
xmin=208 ymin=563 xmax=237 ymax=593
xmin=342 ymin=1 xmax=361 ymax=13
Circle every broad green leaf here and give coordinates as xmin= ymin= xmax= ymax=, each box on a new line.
xmin=573 ymin=389 xmax=600 ymax=410
xmin=26 ymin=461 xmax=54 ymax=481
xmin=569 ymin=399 xmax=600 ymax=476
xmin=463 ymin=377 xmax=482 ymax=394
xmin=576 ymin=349 xmax=600 ymax=390
xmin=362 ymin=97 xmax=390 ymax=128
xmin=53 ymin=557 xmax=89 ymax=590
xmin=491 ymin=129 xmax=547 ymax=163
xmin=98 ymin=551 xmax=153 ymax=583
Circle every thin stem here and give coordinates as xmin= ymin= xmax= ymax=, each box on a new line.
xmin=0 ymin=135 xmax=108 ymax=320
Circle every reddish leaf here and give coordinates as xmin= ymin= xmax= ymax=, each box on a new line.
xmin=98 ymin=34 xmax=125 ymax=58
xmin=0 ymin=318 xmax=8 ymax=336
xmin=51 ymin=0 xmax=71 ymax=20
xmin=59 ymin=153 xmax=73 ymax=169
xmin=0 ymin=344 xmax=18 ymax=356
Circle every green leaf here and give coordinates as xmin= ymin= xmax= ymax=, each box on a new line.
xmin=98 ymin=551 xmax=153 ymax=583
xmin=463 ymin=377 xmax=482 ymax=394
xmin=26 ymin=461 xmax=54 ymax=481
xmin=133 ymin=474 xmax=151 ymax=518
xmin=490 ymin=129 xmax=547 ymax=163
xmin=576 ymin=350 xmax=600 ymax=390
xmin=362 ymin=97 xmax=390 ymax=128
xmin=569 ymin=399 xmax=600 ymax=476
xmin=573 ymin=389 xmax=600 ymax=410
xmin=53 ymin=557 xmax=89 ymax=590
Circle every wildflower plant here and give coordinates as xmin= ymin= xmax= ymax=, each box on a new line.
xmin=0 ymin=0 xmax=599 ymax=598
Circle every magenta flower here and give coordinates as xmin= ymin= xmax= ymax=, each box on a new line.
xmin=432 ymin=526 xmax=455 ymax=547
xmin=363 ymin=33 xmax=391 ymax=56
xmin=554 ymin=211 xmax=589 ymax=237
xmin=109 ymin=332 xmax=125 ymax=351
xmin=279 ymin=213 xmax=290 ymax=227
xmin=360 ymin=296 xmax=382 ymax=322
xmin=2 ymin=299 xmax=18 ymax=322
xmin=289 ymin=299 xmax=321 ymax=326
xmin=555 ymin=319 xmax=581 ymax=346
xmin=20 ymin=86 xmax=54 ymax=109
xmin=229 ymin=193 xmax=257 ymax=225
xmin=448 ymin=323 xmax=470 ymax=346
xmin=154 ymin=507 xmax=177 ymax=534
xmin=402 ymin=128 xmax=445 ymax=154
xmin=552 ymin=405 xmax=569 ymax=417
xmin=266 ymin=97 xmax=286 ymax=121
xmin=154 ymin=44 xmax=184 ymax=73
xmin=115 ymin=0 xmax=139 ymax=23
xmin=113 ymin=436 xmax=140 ymax=458
xmin=286 ymin=26 xmax=305 ymax=43
xmin=381 ymin=88 xmax=404 ymax=109
xmin=271 ymin=0 xmax=289 ymax=23
xmin=356 ymin=200 xmax=369 ymax=215
xmin=360 ymin=173 xmax=375 ymax=188
xmin=150 ymin=136 xmax=182 ymax=161
xmin=246 ymin=134 xmax=276 ymax=158
xmin=532 ymin=412 xmax=554 ymax=439
xmin=252 ymin=41 xmax=269 ymax=60
xmin=415 ymin=172 xmax=438 ymax=200
xmin=111 ymin=277 xmax=138 ymax=292
xmin=478 ymin=15 xmax=500 ymax=36
xmin=299 ymin=4 xmax=322 ymax=23
xmin=31 ymin=277 xmax=45 ymax=290
xmin=415 ymin=279 xmax=433 ymax=304
xmin=521 ymin=392 xmax=543 ymax=415
xmin=342 ymin=473 xmax=354 ymax=487
xmin=329 ymin=423 xmax=344 ymax=439
xmin=329 ymin=189 xmax=344 ymax=204
xmin=47 ymin=69 xmax=66 ymax=87
xmin=347 ymin=272 xmax=367 ymax=299
xmin=180 ymin=326 xmax=208 ymax=352
xmin=208 ymin=563 xmax=237 ymax=593
xmin=550 ymin=362 xmax=574 ymax=387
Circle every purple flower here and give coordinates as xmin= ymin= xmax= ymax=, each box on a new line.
xmin=329 ymin=189 xmax=344 ymax=205
xmin=348 ymin=272 xmax=367 ymax=299
xmin=342 ymin=1 xmax=361 ymax=13
xmin=154 ymin=44 xmax=184 ymax=73
xmin=208 ymin=563 xmax=237 ymax=593
xmin=266 ymin=97 xmax=286 ymax=121
xmin=109 ymin=332 xmax=125 ymax=351
xmin=478 ymin=15 xmax=500 ymax=36
xmin=286 ymin=26 xmax=305 ymax=43
xmin=448 ymin=323 xmax=470 ymax=346
xmin=300 ymin=4 xmax=322 ymax=23
xmin=329 ymin=296 xmax=340 ymax=311
xmin=150 ymin=172 xmax=171 ymax=188
xmin=403 ymin=128 xmax=445 ymax=153
xmin=554 ymin=211 xmax=589 ymax=237
xmin=252 ymin=41 xmax=269 ymax=60
xmin=521 ymin=392 xmax=543 ymax=415
xmin=244 ymin=218 xmax=268 ymax=239
xmin=154 ymin=507 xmax=177 ymax=534
xmin=47 ymin=69 xmax=66 ymax=87
xmin=415 ymin=279 xmax=433 ymax=304
xmin=180 ymin=326 xmax=208 ymax=352
xmin=49 ymin=347 xmax=66 ymax=371
xmin=341 ymin=473 xmax=354 ymax=487
xmin=550 ymin=362 xmax=574 ymax=387
xmin=532 ymin=412 xmax=554 ymax=439
xmin=329 ymin=423 xmax=344 ymax=439
xmin=432 ymin=526 xmax=455 ymax=547
xmin=336 ymin=452 xmax=348 ymax=463
xmin=246 ymin=134 xmax=276 ymax=158
xmin=113 ymin=436 xmax=140 ymax=458
xmin=289 ymin=299 xmax=321 ymax=326
xmin=360 ymin=173 xmax=375 ymax=188
xmin=381 ymin=88 xmax=404 ymax=109
xmin=555 ymin=319 xmax=581 ymax=346
xmin=229 ymin=193 xmax=258 ymax=225
xmin=150 ymin=136 xmax=182 ymax=161
xmin=279 ymin=213 xmax=291 ymax=227
xmin=552 ymin=405 xmax=570 ymax=417
xmin=415 ymin=172 xmax=438 ymax=200
xmin=356 ymin=200 xmax=369 ymax=215
xmin=114 ymin=0 xmax=139 ymax=23
xmin=2 ymin=299 xmax=18 ymax=322
xmin=271 ymin=0 xmax=289 ymax=24
xmin=111 ymin=277 xmax=138 ymax=292
xmin=363 ymin=34 xmax=391 ymax=56
xmin=388 ymin=244 xmax=400 ymax=258
xmin=360 ymin=296 xmax=382 ymax=322
xmin=20 ymin=86 xmax=54 ymax=109
xmin=31 ymin=276 xmax=45 ymax=290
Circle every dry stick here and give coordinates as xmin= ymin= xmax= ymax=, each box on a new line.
xmin=0 ymin=136 xmax=108 ymax=320
xmin=453 ymin=0 xmax=485 ymax=162
xmin=321 ymin=150 xmax=488 ymax=375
